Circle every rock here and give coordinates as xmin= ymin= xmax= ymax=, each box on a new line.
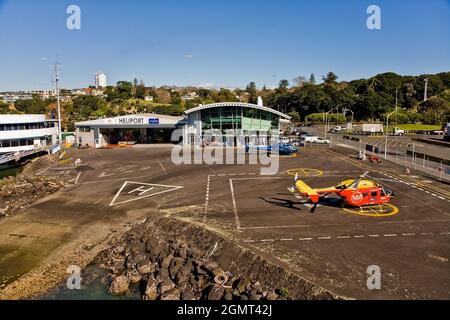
xmin=224 ymin=290 xmax=233 ymax=301
xmin=207 ymin=285 xmax=225 ymax=300
xmin=239 ymin=294 xmax=249 ymax=300
xmin=195 ymin=264 xmax=208 ymax=276
xmin=137 ymin=259 xmax=155 ymax=275
xmin=158 ymin=279 xmax=176 ymax=295
xmin=174 ymin=271 xmax=186 ymax=285
xmin=160 ymin=288 xmax=181 ymax=300
xmin=161 ymin=254 xmax=174 ymax=269
xmin=204 ymin=261 xmax=219 ymax=272
xmin=266 ymin=291 xmax=279 ymax=301
xmin=145 ymin=238 xmax=159 ymax=254
xmin=125 ymin=269 xmax=142 ymax=284
xmin=176 ymin=248 xmax=187 ymax=259
xmin=248 ymin=293 xmax=263 ymax=301
xmin=155 ymin=268 xmax=170 ymax=282
xmin=109 ymin=275 xmax=129 ymax=295
xmin=181 ymin=289 xmax=195 ymax=300
xmin=144 ymin=276 xmax=158 ymax=300
xmin=236 ymin=278 xmax=250 ymax=293
xmin=169 ymin=258 xmax=185 ymax=280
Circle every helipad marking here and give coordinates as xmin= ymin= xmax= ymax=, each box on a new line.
xmin=109 ymin=181 xmax=184 ymax=206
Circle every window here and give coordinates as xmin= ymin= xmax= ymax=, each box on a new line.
xmin=362 ymin=192 xmax=368 ymax=197
xmin=371 ymin=191 xmax=378 ymax=197
xmin=78 ymin=126 xmax=91 ymax=132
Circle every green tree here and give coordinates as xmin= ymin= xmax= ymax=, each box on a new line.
xmin=322 ymin=72 xmax=338 ymax=85
xmin=309 ymin=73 xmax=316 ymax=84
xmin=278 ymin=79 xmax=289 ymax=90
xmin=14 ymin=96 xmax=47 ymax=114
xmin=419 ymin=97 xmax=450 ymax=124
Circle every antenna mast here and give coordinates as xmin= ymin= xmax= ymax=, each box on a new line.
xmin=54 ymin=63 xmax=62 ymax=145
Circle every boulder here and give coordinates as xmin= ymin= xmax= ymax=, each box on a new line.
xmin=158 ymin=279 xmax=176 ymax=295
xmin=144 ymin=276 xmax=158 ymax=300
xmin=161 ymin=254 xmax=174 ymax=269
xmin=181 ymin=289 xmax=195 ymax=300
xmin=137 ymin=259 xmax=155 ymax=275
xmin=266 ymin=291 xmax=279 ymax=301
xmin=109 ymin=275 xmax=129 ymax=295
xmin=160 ymin=288 xmax=181 ymax=300
xmin=155 ymin=268 xmax=170 ymax=283
xmin=125 ymin=269 xmax=142 ymax=284
xmin=169 ymin=258 xmax=185 ymax=280
xmin=207 ymin=285 xmax=225 ymax=301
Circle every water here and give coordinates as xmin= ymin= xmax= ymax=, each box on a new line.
xmin=40 ymin=265 xmax=140 ymax=300
xmin=0 ymin=167 xmax=20 ymax=179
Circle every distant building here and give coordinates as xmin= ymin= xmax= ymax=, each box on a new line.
xmin=95 ymin=72 xmax=107 ymax=88
xmin=0 ymin=114 xmax=58 ymax=153
xmin=2 ymin=94 xmax=33 ymax=104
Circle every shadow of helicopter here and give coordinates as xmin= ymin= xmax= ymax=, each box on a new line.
xmin=259 ymin=195 xmax=344 ymax=213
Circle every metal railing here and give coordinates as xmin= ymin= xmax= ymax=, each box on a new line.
xmin=331 ymin=135 xmax=450 ymax=182
xmin=0 ymin=146 xmax=47 ymax=165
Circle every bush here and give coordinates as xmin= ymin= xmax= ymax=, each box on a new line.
xmin=305 ymin=113 xmax=347 ymax=124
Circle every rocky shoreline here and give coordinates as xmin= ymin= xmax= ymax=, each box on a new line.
xmin=0 ymin=154 xmax=71 ymax=218
xmin=95 ymin=217 xmax=338 ymax=300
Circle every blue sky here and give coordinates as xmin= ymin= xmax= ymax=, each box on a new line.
xmin=0 ymin=0 xmax=449 ymax=91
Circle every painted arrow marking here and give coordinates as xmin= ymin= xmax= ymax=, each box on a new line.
xmin=109 ymin=181 xmax=184 ymax=207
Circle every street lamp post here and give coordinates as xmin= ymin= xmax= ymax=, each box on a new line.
xmin=325 ymin=110 xmax=333 ymax=139
xmin=385 ymin=111 xmax=395 ymax=159
xmin=343 ymin=108 xmax=354 ymax=132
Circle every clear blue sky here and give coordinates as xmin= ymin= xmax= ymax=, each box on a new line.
xmin=0 ymin=0 xmax=449 ymax=91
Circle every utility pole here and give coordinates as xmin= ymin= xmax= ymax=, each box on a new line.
xmin=424 ymin=78 xmax=429 ymax=102
xmin=385 ymin=111 xmax=395 ymax=159
xmin=54 ymin=63 xmax=62 ymax=145
xmin=395 ymin=88 xmax=398 ymax=126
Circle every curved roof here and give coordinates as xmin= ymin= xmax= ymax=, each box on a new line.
xmin=184 ymin=102 xmax=291 ymax=120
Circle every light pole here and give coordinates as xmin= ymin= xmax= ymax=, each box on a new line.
xmin=395 ymin=88 xmax=398 ymax=127
xmin=325 ymin=110 xmax=332 ymax=139
xmin=385 ymin=111 xmax=395 ymax=159
xmin=343 ymin=108 xmax=354 ymax=132
xmin=54 ymin=63 xmax=62 ymax=145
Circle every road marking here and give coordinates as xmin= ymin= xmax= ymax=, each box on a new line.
xmin=369 ymin=234 xmax=380 ymax=238
xmin=109 ymin=181 xmax=183 ymax=207
xmin=384 ymin=234 xmax=397 ymax=237
xmin=74 ymin=172 xmax=82 ymax=184
xmin=402 ymin=233 xmax=415 ymax=236
xmin=158 ymin=160 xmax=167 ymax=175
xmin=318 ymin=236 xmax=332 ymax=240
xmin=299 ymin=237 xmax=313 ymax=241
xmin=229 ymin=179 xmax=242 ymax=230
xmin=203 ymin=175 xmax=211 ymax=222
xmin=336 ymin=236 xmax=351 ymax=239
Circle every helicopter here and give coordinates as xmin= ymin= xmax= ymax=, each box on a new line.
xmin=288 ymin=171 xmax=395 ymax=211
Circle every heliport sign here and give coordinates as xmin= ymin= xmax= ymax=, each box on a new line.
xmin=117 ymin=117 xmax=145 ymax=125
xmin=114 ymin=117 xmax=160 ymax=126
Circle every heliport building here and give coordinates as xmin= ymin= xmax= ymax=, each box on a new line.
xmin=74 ymin=102 xmax=290 ymax=148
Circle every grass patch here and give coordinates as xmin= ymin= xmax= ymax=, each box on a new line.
xmin=385 ymin=124 xmax=441 ymax=131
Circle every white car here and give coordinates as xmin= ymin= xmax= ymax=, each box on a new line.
xmin=315 ymin=137 xmax=330 ymax=144
xmin=331 ymin=126 xmax=342 ymax=133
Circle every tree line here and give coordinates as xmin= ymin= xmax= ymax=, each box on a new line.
xmin=1 ymin=71 xmax=449 ymax=131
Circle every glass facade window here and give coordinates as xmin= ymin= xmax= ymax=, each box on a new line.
xmin=0 ymin=122 xmax=53 ymax=131
xmin=0 ymin=138 xmax=36 ymax=148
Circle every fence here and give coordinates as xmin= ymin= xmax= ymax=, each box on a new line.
xmin=331 ymin=135 xmax=450 ymax=182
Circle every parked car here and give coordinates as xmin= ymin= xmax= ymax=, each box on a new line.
xmin=393 ymin=127 xmax=405 ymax=136
xmin=315 ymin=137 xmax=330 ymax=144
xmin=331 ymin=126 xmax=342 ymax=133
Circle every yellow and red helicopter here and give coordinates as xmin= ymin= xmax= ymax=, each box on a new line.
xmin=288 ymin=171 xmax=395 ymax=211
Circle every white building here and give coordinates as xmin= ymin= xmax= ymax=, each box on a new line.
xmin=0 ymin=114 xmax=58 ymax=154
xmin=95 ymin=72 xmax=107 ymax=88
